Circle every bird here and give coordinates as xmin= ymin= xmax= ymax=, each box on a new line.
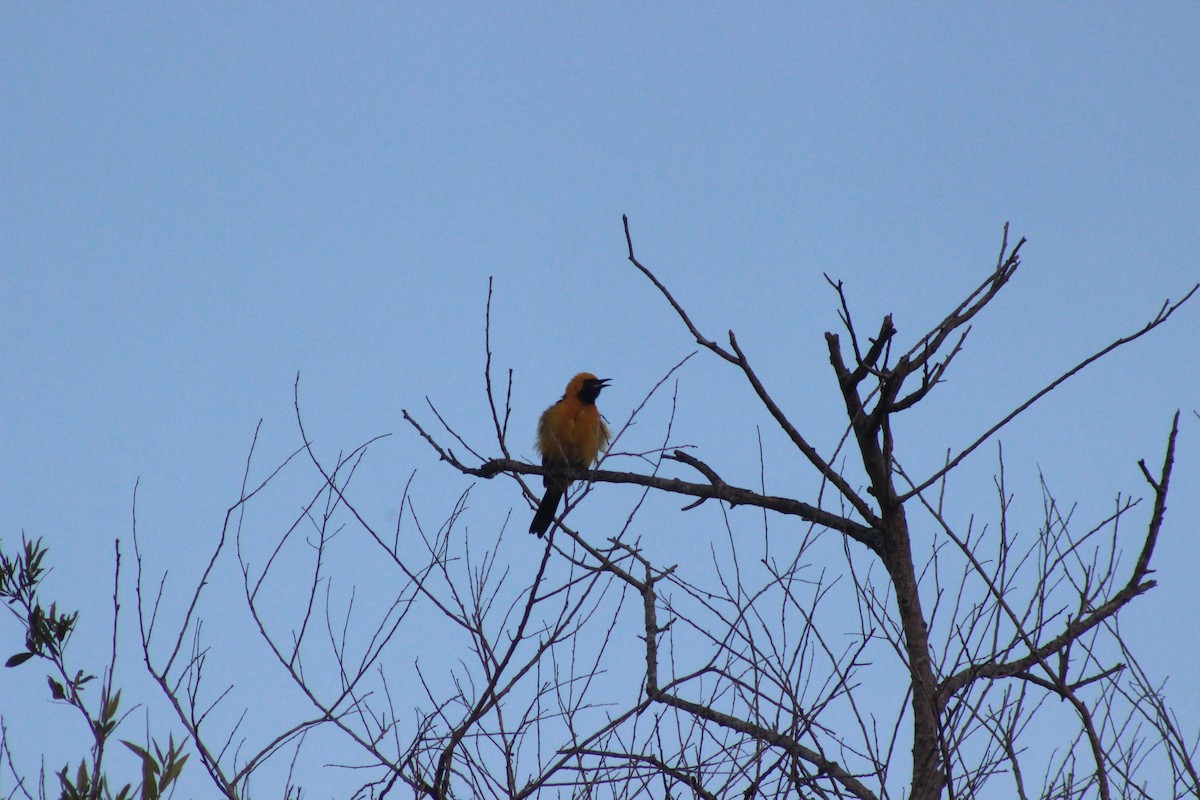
xmin=529 ymin=372 xmax=611 ymax=537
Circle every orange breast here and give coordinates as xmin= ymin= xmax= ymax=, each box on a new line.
xmin=537 ymin=400 xmax=606 ymax=467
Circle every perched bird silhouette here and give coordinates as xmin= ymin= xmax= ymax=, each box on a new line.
xmin=529 ymin=372 xmax=611 ymax=537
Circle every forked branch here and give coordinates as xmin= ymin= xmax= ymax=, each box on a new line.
xmin=623 ymin=215 xmax=881 ymax=528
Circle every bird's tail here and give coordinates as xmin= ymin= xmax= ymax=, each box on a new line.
xmin=529 ymin=486 xmax=564 ymax=537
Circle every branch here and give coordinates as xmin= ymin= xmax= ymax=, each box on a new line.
xmin=938 ymin=413 xmax=1179 ymax=701
xmin=564 ymin=749 xmax=719 ymax=800
xmin=624 ymin=214 xmax=881 ymax=527
xmin=902 ymin=284 xmax=1197 ymax=500
xmin=1132 ymin=410 xmax=1179 ymax=581
xmin=651 ymin=688 xmax=875 ymax=799
xmin=940 ymin=572 xmax=1152 ymax=701
xmin=727 ymin=333 xmax=881 ymax=525
xmin=1011 ymin=670 xmax=1112 ymax=800
xmin=405 ymin=407 xmax=881 ymax=549
xmin=623 ymin=215 xmax=737 ymax=364
xmin=901 ymin=224 xmax=1024 ymax=375
xmin=482 ymin=276 xmax=514 ymax=459
xmin=632 ymin=545 xmax=880 ymax=800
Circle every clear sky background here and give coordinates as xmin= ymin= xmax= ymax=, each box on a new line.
xmin=2 ymin=5 xmax=1197 ymax=797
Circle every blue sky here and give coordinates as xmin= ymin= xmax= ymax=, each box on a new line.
xmin=2 ymin=5 xmax=1197 ymax=796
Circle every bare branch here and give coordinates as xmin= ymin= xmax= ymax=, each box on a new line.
xmin=623 ymin=215 xmax=738 ymax=364
xmin=403 ymin=434 xmax=882 ymax=550
xmin=625 ymin=216 xmax=880 ymax=527
xmin=902 ymin=284 xmax=1197 ymax=500
xmin=1132 ymin=410 xmax=1179 ymax=581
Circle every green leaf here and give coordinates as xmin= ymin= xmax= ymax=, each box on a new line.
xmin=5 ymin=651 xmax=34 ymax=667
xmin=160 ymin=752 xmax=188 ymax=788
xmin=122 ymin=741 xmax=150 ymax=761
xmin=142 ymin=758 xmax=158 ymax=800
xmin=48 ymin=676 xmax=65 ymax=699
xmin=103 ymin=689 xmax=122 ymax=721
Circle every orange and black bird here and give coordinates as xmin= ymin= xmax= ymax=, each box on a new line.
xmin=529 ymin=372 xmax=611 ymax=537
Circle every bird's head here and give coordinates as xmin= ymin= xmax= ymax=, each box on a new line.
xmin=569 ymin=372 xmax=610 ymax=406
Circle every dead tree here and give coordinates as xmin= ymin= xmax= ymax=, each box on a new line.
xmin=134 ymin=220 xmax=1197 ymax=799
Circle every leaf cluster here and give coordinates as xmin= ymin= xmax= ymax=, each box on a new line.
xmin=1 ymin=536 xmax=188 ymax=800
